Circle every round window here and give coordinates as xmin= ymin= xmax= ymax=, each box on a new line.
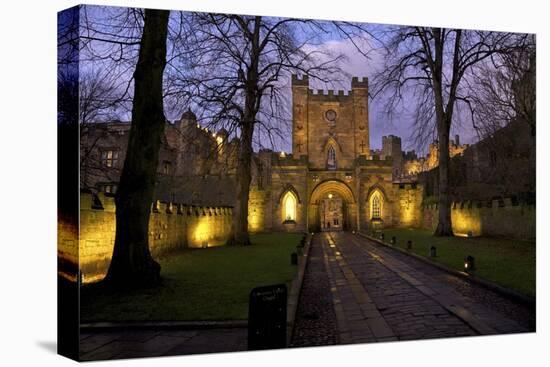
xmin=325 ymin=109 xmax=337 ymax=122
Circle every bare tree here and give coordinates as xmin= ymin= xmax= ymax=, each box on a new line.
xmin=470 ymin=34 xmax=535 ymax=138
xmin=373 ymin=27 xmax=524 ymax=236
xmin=104 ymin=9 xmax=170 ymax=287
xmin=173 ymin=13 xmax=343 ymax=245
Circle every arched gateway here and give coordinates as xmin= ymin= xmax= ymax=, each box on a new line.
xmin=308 ymin=180 xmax=358 ymax=232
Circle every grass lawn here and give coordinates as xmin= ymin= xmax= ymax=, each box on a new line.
xmin=80 ymin=232 xmax=302 ymax=322
xmin=376 ymin=228 xmax=535 ymax=297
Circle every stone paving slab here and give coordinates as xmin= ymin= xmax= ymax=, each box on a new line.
xmin=79 ymin=327 xmax=247 ymax=361
xmin=329 ymin=232 xmax=531 ymax=340
xmin=320 ymin=233 xmax=390 ymax=344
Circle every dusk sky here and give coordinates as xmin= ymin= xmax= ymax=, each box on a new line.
xmin=79 ymin=5 xmax=481 ymax=156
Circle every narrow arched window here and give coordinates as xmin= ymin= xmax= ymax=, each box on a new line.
xmin=282 ymin=191 xmax=297 ymax=221
xmin=327 ymin=146 xmax=336 ymax=170
xmin=371 ymin=192 xmax=382 ymax=220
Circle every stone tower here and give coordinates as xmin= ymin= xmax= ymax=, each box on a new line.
xmin=351 ymin=77 xmax=370 ymax=157
xmin=291 ymin=75 xmax=370 ymax=169
xmin=291 ymin=74 xmax=309 ymax=157
xmin=382 ymin=135 xmax=403 ymax=178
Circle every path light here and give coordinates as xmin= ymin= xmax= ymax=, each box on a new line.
xmin=390 ymin=236 xmax=396 ymax=245
xmin=429 ymin=246 xmax=437 ymax=257
xmin=464 ymin=255 xmax=475 ymax=271
xmin=406 ymin=240 xmax=412 ymax=251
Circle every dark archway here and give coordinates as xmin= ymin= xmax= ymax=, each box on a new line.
xmin=308 ymin=180 xmax=357 ymax=232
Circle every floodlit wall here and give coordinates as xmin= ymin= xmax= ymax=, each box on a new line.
xmin=58 ymin=192 xmax=233 ymax=283
xmin=422 ymin=198 xmax=535 ymax=240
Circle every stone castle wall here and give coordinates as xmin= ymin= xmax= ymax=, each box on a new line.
xmin=421 ymin=199 xmax=535 ymax=240
xmin=393 ymin=183 xmax=424 ymax=228
xmin=58 ymin=192 xmax=233 ymax=283
xmin=248 ymin=187 xmax=271 ymax=233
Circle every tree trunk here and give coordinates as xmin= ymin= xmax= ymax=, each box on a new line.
xmin=229 ymin=17 xmax=262 ymax=246
xmin=434 ymin=118 xmax=454 ymax=236
xmin=105 ymin=9 xmax=170 ymax=287
xmin=231 ymin=123 xmax=254 ymax=246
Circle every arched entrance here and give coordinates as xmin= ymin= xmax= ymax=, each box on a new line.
xmin=308 ymin=180 xmax=357 ymax=232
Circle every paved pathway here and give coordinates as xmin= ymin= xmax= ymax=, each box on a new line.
xmin=80 ymin=231 xmax=534 ymax=360
xmin=290 ymin=234 xmax=339 ymax=347
xmin=79 ymin=327 xmax=247 ymax=361
xmin=293 ymin=231 xmax=533 ymax=345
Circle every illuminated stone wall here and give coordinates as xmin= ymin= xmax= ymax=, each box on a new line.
xmin=248 ymin=187 xmax=270 ymax=233
xmin=394 ymin=183 xmax=424 ymax=228
xmin=58 ymin=212 xmax=79 ymax=282
xmin=422 ymin=198 xmax=535 ymax=239
xmin=58 ymin=192 xmax=233 ymax=283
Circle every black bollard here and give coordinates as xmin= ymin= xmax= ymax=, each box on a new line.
xmin=406 ymin=240 xmax=412 ymax=251
xmin=380 ymin=233 xmax=385 ymax=241
xmin=429 ymin=246 xmax=437 ymax=257
xmin=291 ymin=252 xmax=298 ymax=265
xmin=464 ymin=255 xmax=475 ymax=271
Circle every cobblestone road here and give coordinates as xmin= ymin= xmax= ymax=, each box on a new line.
xmin=290 ymin=234 xmax=339 ymax=347
xmin=292 ymin=232 xmax=534 ymax=346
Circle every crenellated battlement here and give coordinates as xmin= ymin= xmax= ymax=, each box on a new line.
xmin=291 ymin=74 xmax=309 ymax=86
xmin=422 ymin=197 xmax=534 ymax=239
xmin=291 ymin=74 xmax=368 ymax=94
xmin=308 ymin=88 xmax=350 ymax=97
xmin=351 ymin=76 xmax=368 ymax=88
xmin=59 ymin=192 xmax=235 ymax=283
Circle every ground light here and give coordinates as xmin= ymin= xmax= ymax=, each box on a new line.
xmin=464 ymin=255 xmax=475 ymax=271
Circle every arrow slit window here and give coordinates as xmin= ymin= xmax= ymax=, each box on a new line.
xmin=327 ymin=146 xmax=336 ymax=170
